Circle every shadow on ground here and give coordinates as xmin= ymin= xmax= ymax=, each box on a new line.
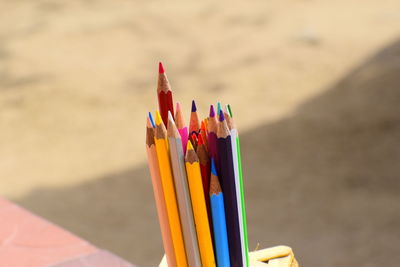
xmin=16 ymin=39 xmax=400 ymax=267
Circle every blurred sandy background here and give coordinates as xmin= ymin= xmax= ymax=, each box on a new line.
xmin=1 ymin=0 xmax=400 ymax=266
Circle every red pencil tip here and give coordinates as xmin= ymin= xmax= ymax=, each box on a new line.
xmin=197 ymin=133 xmax=204 ymax=145
xmin=159 ymin=62 xmax=165 ymax=74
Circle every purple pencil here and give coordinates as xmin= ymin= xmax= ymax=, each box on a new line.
xmin=207 ymin=105 xmax=218 ymax=163
xmin=217 ymin=110 xmax=242 ymax=267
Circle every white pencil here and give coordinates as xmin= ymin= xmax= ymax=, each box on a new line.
xmin=167 ymin=111 xmax=202 ymax=267
xmin=225 ymin=107 xmax=246 ymax=267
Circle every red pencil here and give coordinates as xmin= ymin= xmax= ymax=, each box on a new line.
xmin=200 ymin=120 xmax=208 ymax=152
xmin=196 ymin=134 xmax=212 ymax=231
xmin=157 ymin=62 xmax=174 ymax=126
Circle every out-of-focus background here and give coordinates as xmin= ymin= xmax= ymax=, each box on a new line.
xmin=1 ymin=0 xmax=400 ymax=266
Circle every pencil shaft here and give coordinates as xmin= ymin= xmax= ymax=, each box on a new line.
xmin=155 ymin=137 xmax=188 ymax=266
xmin=158 ymin=91 xmax=174 ymax=126
xmin=178 ymin=127 xmax=189 ymax=155
xmin=146 ymin=145 xmax=177 ymax=267
xmin=200 ymin=161 xmax=212 ymax=224
xmin=207 ymin=132 xmax=218 ymax=163
xmin=186 ymin=160 xmax=216 ymax=267
xmin=217 ymin=135 xmax=243 ymax=267
xmin=236 ymin=135 xmax=249 ymax=267
xmin=168 ymin=136 xmax=201 ymax=267
xmin=210 ymin=192 xmax=230 ymax=267
xmin=231 ymin=129 xmax=246 ymax=267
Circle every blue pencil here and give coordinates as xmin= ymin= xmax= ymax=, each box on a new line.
xmin=209 ymin=158 xmax=230 ymax=267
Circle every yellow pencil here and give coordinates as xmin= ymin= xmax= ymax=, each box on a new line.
xmin=185 ymin=141 xmax=216 ymax=267
xmin=154 ymin=111 xmax=188 ymax=267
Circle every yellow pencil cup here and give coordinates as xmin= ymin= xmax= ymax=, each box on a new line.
xmin=159 ymin=245 xmax=298 ymax=266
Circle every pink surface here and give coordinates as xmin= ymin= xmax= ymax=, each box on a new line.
xmin=48 ymin=250 xmax=135 ymax=267
xmin=0 ymin=198 xmax=102 ymax=267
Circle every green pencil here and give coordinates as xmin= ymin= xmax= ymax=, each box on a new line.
xmin=228 ymin=104 xmax=249 ymax=267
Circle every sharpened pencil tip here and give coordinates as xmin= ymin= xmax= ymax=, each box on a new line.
xmin=176 ymin=102 xmax=181 ymax=112
xmin=217 ymin=102 xmax=222 ymax=116
xmin=187 ymin=140 xmax=194 ymax=151
xmin=224 ymin=104 xmax=229 ymax=113
xmin=192 ymin=133 xmax=197 ymax=142
xmin=201 ymin=120 xmax=206 ymax=131
xmin=197 ymin=133 xmax=204 ymax=145
xmin=209 ymin=105 xmax=215 ymax=117
xmin=158 ymin=62 xmax=165 ymax=74
xmin=148 ymin=112 xmax=155 ymax=128
xmin=167 ymin=111 xmax=174 ymax=123
xmin=227 ymin=104 xmax=233 ymax=117
xmin=219 ymin=109 xmax=225 ymax=122
xmin=155 ymin=110 xmax=162 ymax=125
xmin=211 ymin=158 xmax=217 ymax=176
xmin=191 ymin=100 xmax=197 ymax=112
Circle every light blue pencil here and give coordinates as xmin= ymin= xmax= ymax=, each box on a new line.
xmin=209 ymin=158 xmax=230 ymax=267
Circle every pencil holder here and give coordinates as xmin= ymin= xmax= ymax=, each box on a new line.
xmin=159 ymin=245 xmax=298 ymax=267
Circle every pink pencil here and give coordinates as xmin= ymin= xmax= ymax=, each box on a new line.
xmin=175 ymin=102 xmax=189 ymax=154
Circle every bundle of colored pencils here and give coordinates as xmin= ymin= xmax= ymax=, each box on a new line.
xmin=146 ymin=62 xmax=249 ymax=267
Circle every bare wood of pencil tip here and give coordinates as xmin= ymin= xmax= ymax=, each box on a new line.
xmin=167 ymin=112 xmax=181 ymax=139
xmin=155 ymin=112 xmax=167 ymax=139
xmin=196 ymin=141 xmax=209 ymax=165
xmin=224 ymin=107 xmax=237 ymax=130
xmin=224 ymin=111 xmax=236 ymax=131
xmin=146 ymin=117 xmax=155 ymax=147
xmin=217 ymin=117 xmax=230 ymax=139
xmin=157 ymin=63 xmax=172 ymax=93
xmin=207 ymin=113 xmax=218 ymax=134
xmin=175 ymin=102 xmax=186 ymax=129
xmin=185 ymin=142 xmax=199 ymax=164
xmin=209 ymin=172 xmax=222 ymax=196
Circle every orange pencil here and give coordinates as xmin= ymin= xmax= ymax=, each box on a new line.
xmin=189 ymin=100 xmax=200 ymax=135
xmin=154 ymin=111 xmax=188 ymax=266
xmin=146 ymin=115 xmax=176 ymax=267
xmin=200 ymin=120 xmax=208 ymax=151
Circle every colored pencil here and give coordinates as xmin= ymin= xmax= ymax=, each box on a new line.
xmin=228 ymin=104 xmax=249 ymax=267
xmin=207 ymin=105 xmax=218 ymax=162
xmin=189 ymin=100 xmax=200 ymax=135
xmin=196 ymin=134 xmax=212 ymax=226
xmin=147 ymin=64 xmax=252 ymax=267
xmin=209 ymin=158 xmax=230 ymax=267
xmin=200 ymin=120 xmax=209 ymax=151
xmin=154 ymin=111 xmax=188 ymax=267
xmin=175 ymin=102 xmax=189 ymax=155
xmin=167 ymin=112 xmax=201 ymax=267
xmin=190 ymin=133 xmax=198 ymax=150
xmin=217 ymin=102 xmax=222 ymax=119
xmin=217 ymin=110 xmax=242 ymax=267
xmin=146 ymin=116 xmax=177 ymax=267
xmin=157 ymin=62 xmax=174 ymax=126
xmin=185 ymin=141 xmax=216 ymax=267
xmin=225 ymin=109 xmax=247 ymax=267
